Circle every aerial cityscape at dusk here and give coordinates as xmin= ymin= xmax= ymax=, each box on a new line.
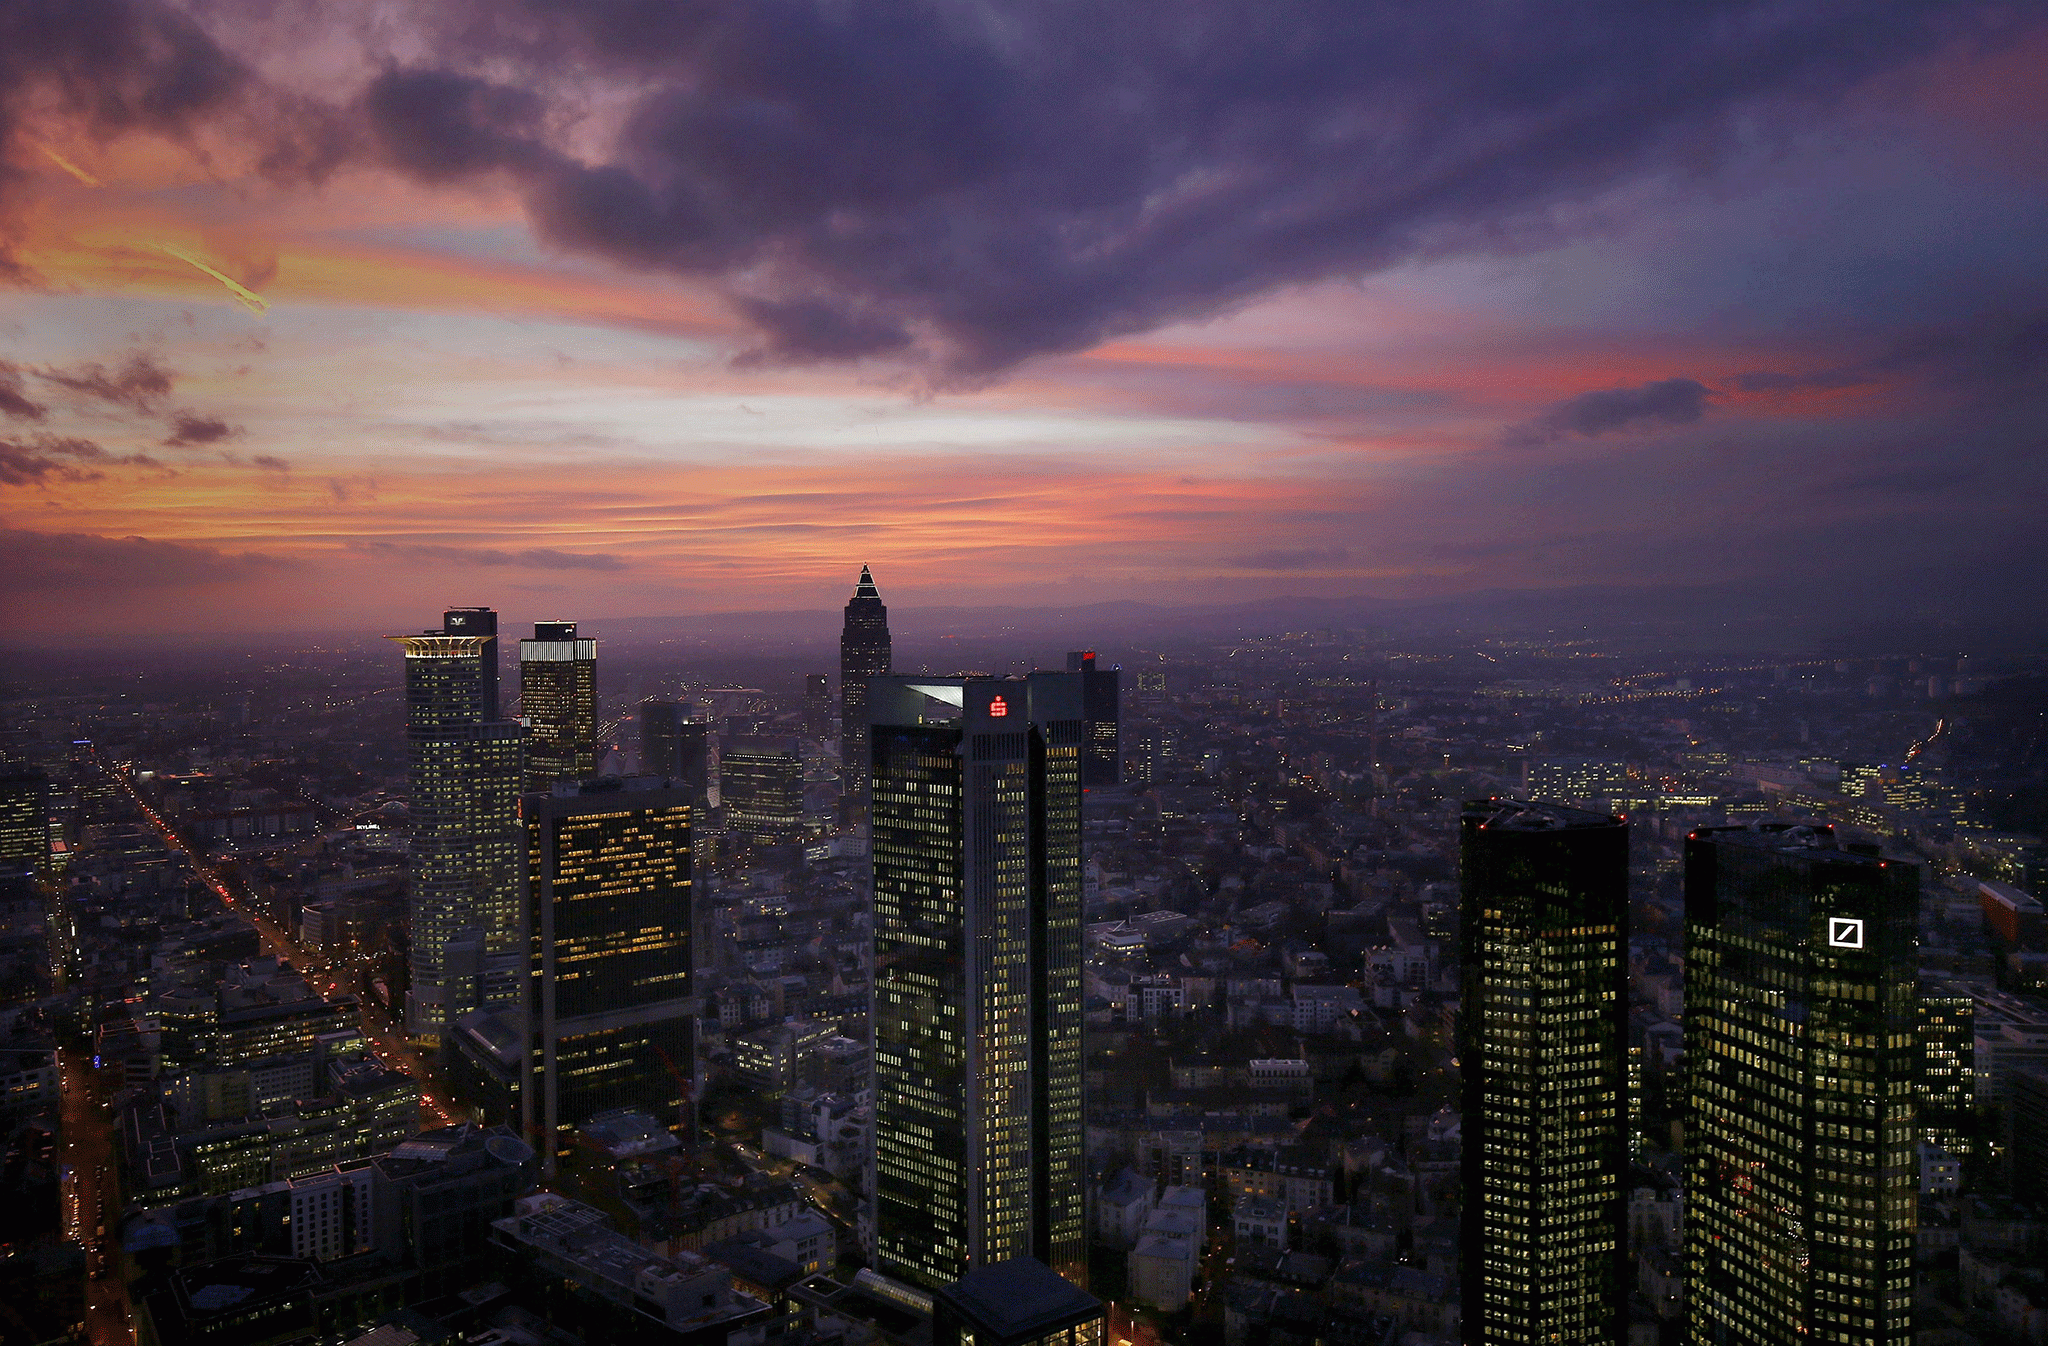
xmin=2 ymin=3 xmax=2047 ymax=1345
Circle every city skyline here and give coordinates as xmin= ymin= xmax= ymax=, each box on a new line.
xmin=1 ymin=5 xmax=2045 ymax=640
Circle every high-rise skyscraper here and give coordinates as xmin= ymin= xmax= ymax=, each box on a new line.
xmin=519 ymin=622 xmax=598 ymax=792
xmin=0 ymin=769 xmax=49 ymax=879
xmin=839 ymin=565 xmax=891 ymax=803
xmin=639 ymin=702 xmax=710 ymax=809
xmin=525 ymin=777 xmax=695 ymax=1169
xmin=1458 ymin=798 xmax=1630 ymax=1346
xmin=720 ymin=737 xmax=804 ymax=844
xmin=390 ymin=608 xmax=525 ymax=1045
xmin=1064 ymin=652 xmax=1120 ymax=788
xmin=868 ymin=672 xmax=1086 ymax=1290
xmin=1684 ymin=823 xmax=1918 ymax=1346
xmin=804 ymin=673 xmax=832 ymax=739
xmin=1918 ymin=983 xmax=1974 ymax=1159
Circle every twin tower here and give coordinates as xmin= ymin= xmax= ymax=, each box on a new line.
xmin=1462 ymin=800 xmax=1918 ymax=1346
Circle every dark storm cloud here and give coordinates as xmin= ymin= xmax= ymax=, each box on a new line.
xmin=0 ymin=1 xmax=349 ymax=276
xmin=1 ymin=527 xmax=292 ymax=589
xmin=0 ymin=433 xmax=163 ymax=485
xmin=1506 ymin=377 xmax=1713 ymax=446
xmin=1738 ymin=307 xmax=2048 ymax=395
xmin=0 ymin=362 xmax=45 ymax=421
xmin=351 ymin=541 xmax=627 ymax=571
xmin=355 ymin=0 xmax=2035 ymax=377
xmin=163 ymin=413 xmax=237 ymax=446
xmin=40 ymin=354 xmax=174 ymax=412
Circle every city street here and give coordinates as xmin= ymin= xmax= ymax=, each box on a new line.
xmin=108 ymin=760 xmax=460 ymax=1128
xmin=61 ymin=1048 xmax=133 ymax=1346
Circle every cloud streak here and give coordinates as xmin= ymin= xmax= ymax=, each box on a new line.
xmin=1506 ymin=376 xmax=1712 ymax=446
xmin=350 ymin=541 xmax=628 ymax=571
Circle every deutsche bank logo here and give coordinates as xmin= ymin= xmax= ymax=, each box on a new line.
xmin=1827 ymin=917 xmax=1865 ymax=950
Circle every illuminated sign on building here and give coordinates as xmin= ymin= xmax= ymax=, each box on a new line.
xmin=1827 ymin=917 xmax=1865 ymax=949
xmin=988 ymin=695 xmax=1009 ymax=718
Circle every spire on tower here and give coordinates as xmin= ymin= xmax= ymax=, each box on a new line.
xmin=855 ymin=565 xmax=880 ymax=599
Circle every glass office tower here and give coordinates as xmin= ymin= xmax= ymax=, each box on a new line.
xmin=839 ymin=565 xmax=891 ymax=802
xmin=1459 ymin=798 xmax=1630 ymax=1346
xmin=720 ymin=737 xmax=804 ymax=844
xmin=525 ymin=777 xmax=694 ymax=1169
xmin=639 ymin=702 xmax=710 ymax=809
xmin=868 ymin=672 xmax=1086 ymax=1290
xmin=1065 ymin=652 xmax=1120 ymax=788
xmin=519 ymin=621 xmax=597 ymax=792
xmin=391 ymin=608 xmax=525 ymax=1045
xmin=1684 ymin=823 xmax=1918 ymax=1346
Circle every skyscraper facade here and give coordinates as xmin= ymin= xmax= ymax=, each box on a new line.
xmin=839 ymin=565 xmax=891 ymax=803
xmin=804 ymin=673 xmax=832 ymax=739
xmin=1459 ymin=798 xmax=1630 ymax=1346
xmin=0 ymin=769 xmax=49 ymax=878
xmin=525 ymin=777 xmax=695 ymax=1168
xmin=868 ymin=673 xmax=1086 ymax=1290
xmin=639 ymin=702 xmax=710 ymax=809
xmin=1918 ymin=984 xmax=1974 ymax=1159
xmin=391 ymin=608 xmax=525 ymax=1045
xmin=1683 ymin=824 xmax=1918 ymax=1346
xmin=720 ymin=737 xmax=804 ymax=844
xmin=1064 ymin=652 xmax=1120 ymax=788
xmin=519 ymin=622 xmax=598 ymax=792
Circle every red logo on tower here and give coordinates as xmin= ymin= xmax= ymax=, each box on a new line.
xmin=988 ymin=694 xmax=1009 ymax=718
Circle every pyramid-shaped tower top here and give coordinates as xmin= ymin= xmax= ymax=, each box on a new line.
xmin=854 ymin=564 xmax=880 ymax=599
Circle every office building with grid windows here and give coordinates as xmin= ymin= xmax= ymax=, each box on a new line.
xmin=1683 ymin=823 xmax=1918 ymax=1346
xmin=519 ymin=621 xmax=598 ymax=792
xmin=868 ymin=672 xmax=1086 ymax=1291
xmin=1459 ymin=798 xmax=1630 ymax=1346
xmin=524 ymin=777 xmax=695 ymax=1169
xmin=390 ymin=608 xmax=525 ymax=1045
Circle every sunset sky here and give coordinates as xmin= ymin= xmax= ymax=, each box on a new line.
xmin=3 ymin=1 xmax=2046 ymax=641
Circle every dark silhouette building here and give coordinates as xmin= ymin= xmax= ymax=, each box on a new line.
xmin=519 ymin=621 xmax=597 ymax=791
xmin=1064 ymin=652 xmax=1120 ymax=787
xmin=868 ymin=673 xmax=1086 ymax=1290
xmin=1683 ymin=823 xmax=1918 ymax=1346
xmin=639 ymin=702 xmax=710 ymax=809
xmin=389 ymin=608 xmax=524 ymax=1045
xmin=524 ymin=777 xmax=694 ymax=1168
xmin=804 ymin=673 xmax=832 ymax=738
xmin=1459 ymin=798 xmax=1630 ymax=1346
xmin=839 ymin=565 xmax=891 ymax=803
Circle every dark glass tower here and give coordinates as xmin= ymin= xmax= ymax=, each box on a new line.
xmin=868 ymin=673 xmax=1086 ymax=1290
xmin=525 ymin=777 xmax=694 ymax=1169
xmin=390 ymin=608 xmax=525 ymax=1045
xmin=1459 ymin=798 xmax=1630 ymax=1346
xmin=1683 ymin=824 xmax=1918 ymax=1346
xmin=639 ymin=702 xmax=710 ymax=809
xmin=839 ymin=565 xmax=892 ymax=802
xmin=519 ymin=621 xmax=597 ymax=791
xmin=805 ymin=673 xmax=832 ymax=738
xmin=1065 ymin=652 xmax=1120 ymax=788
xmin=720 ymin=737 xmax=804 ymax=844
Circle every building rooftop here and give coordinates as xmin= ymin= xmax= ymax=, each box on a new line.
xmin=937 ymin=1257 xmax=1103 ymax=1341
xmin=1463 ymin=798 xmax=1621 ymax=831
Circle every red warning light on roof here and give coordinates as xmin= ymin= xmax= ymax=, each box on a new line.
xmin=989 ymin=695 xmax=1009 ymax=718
